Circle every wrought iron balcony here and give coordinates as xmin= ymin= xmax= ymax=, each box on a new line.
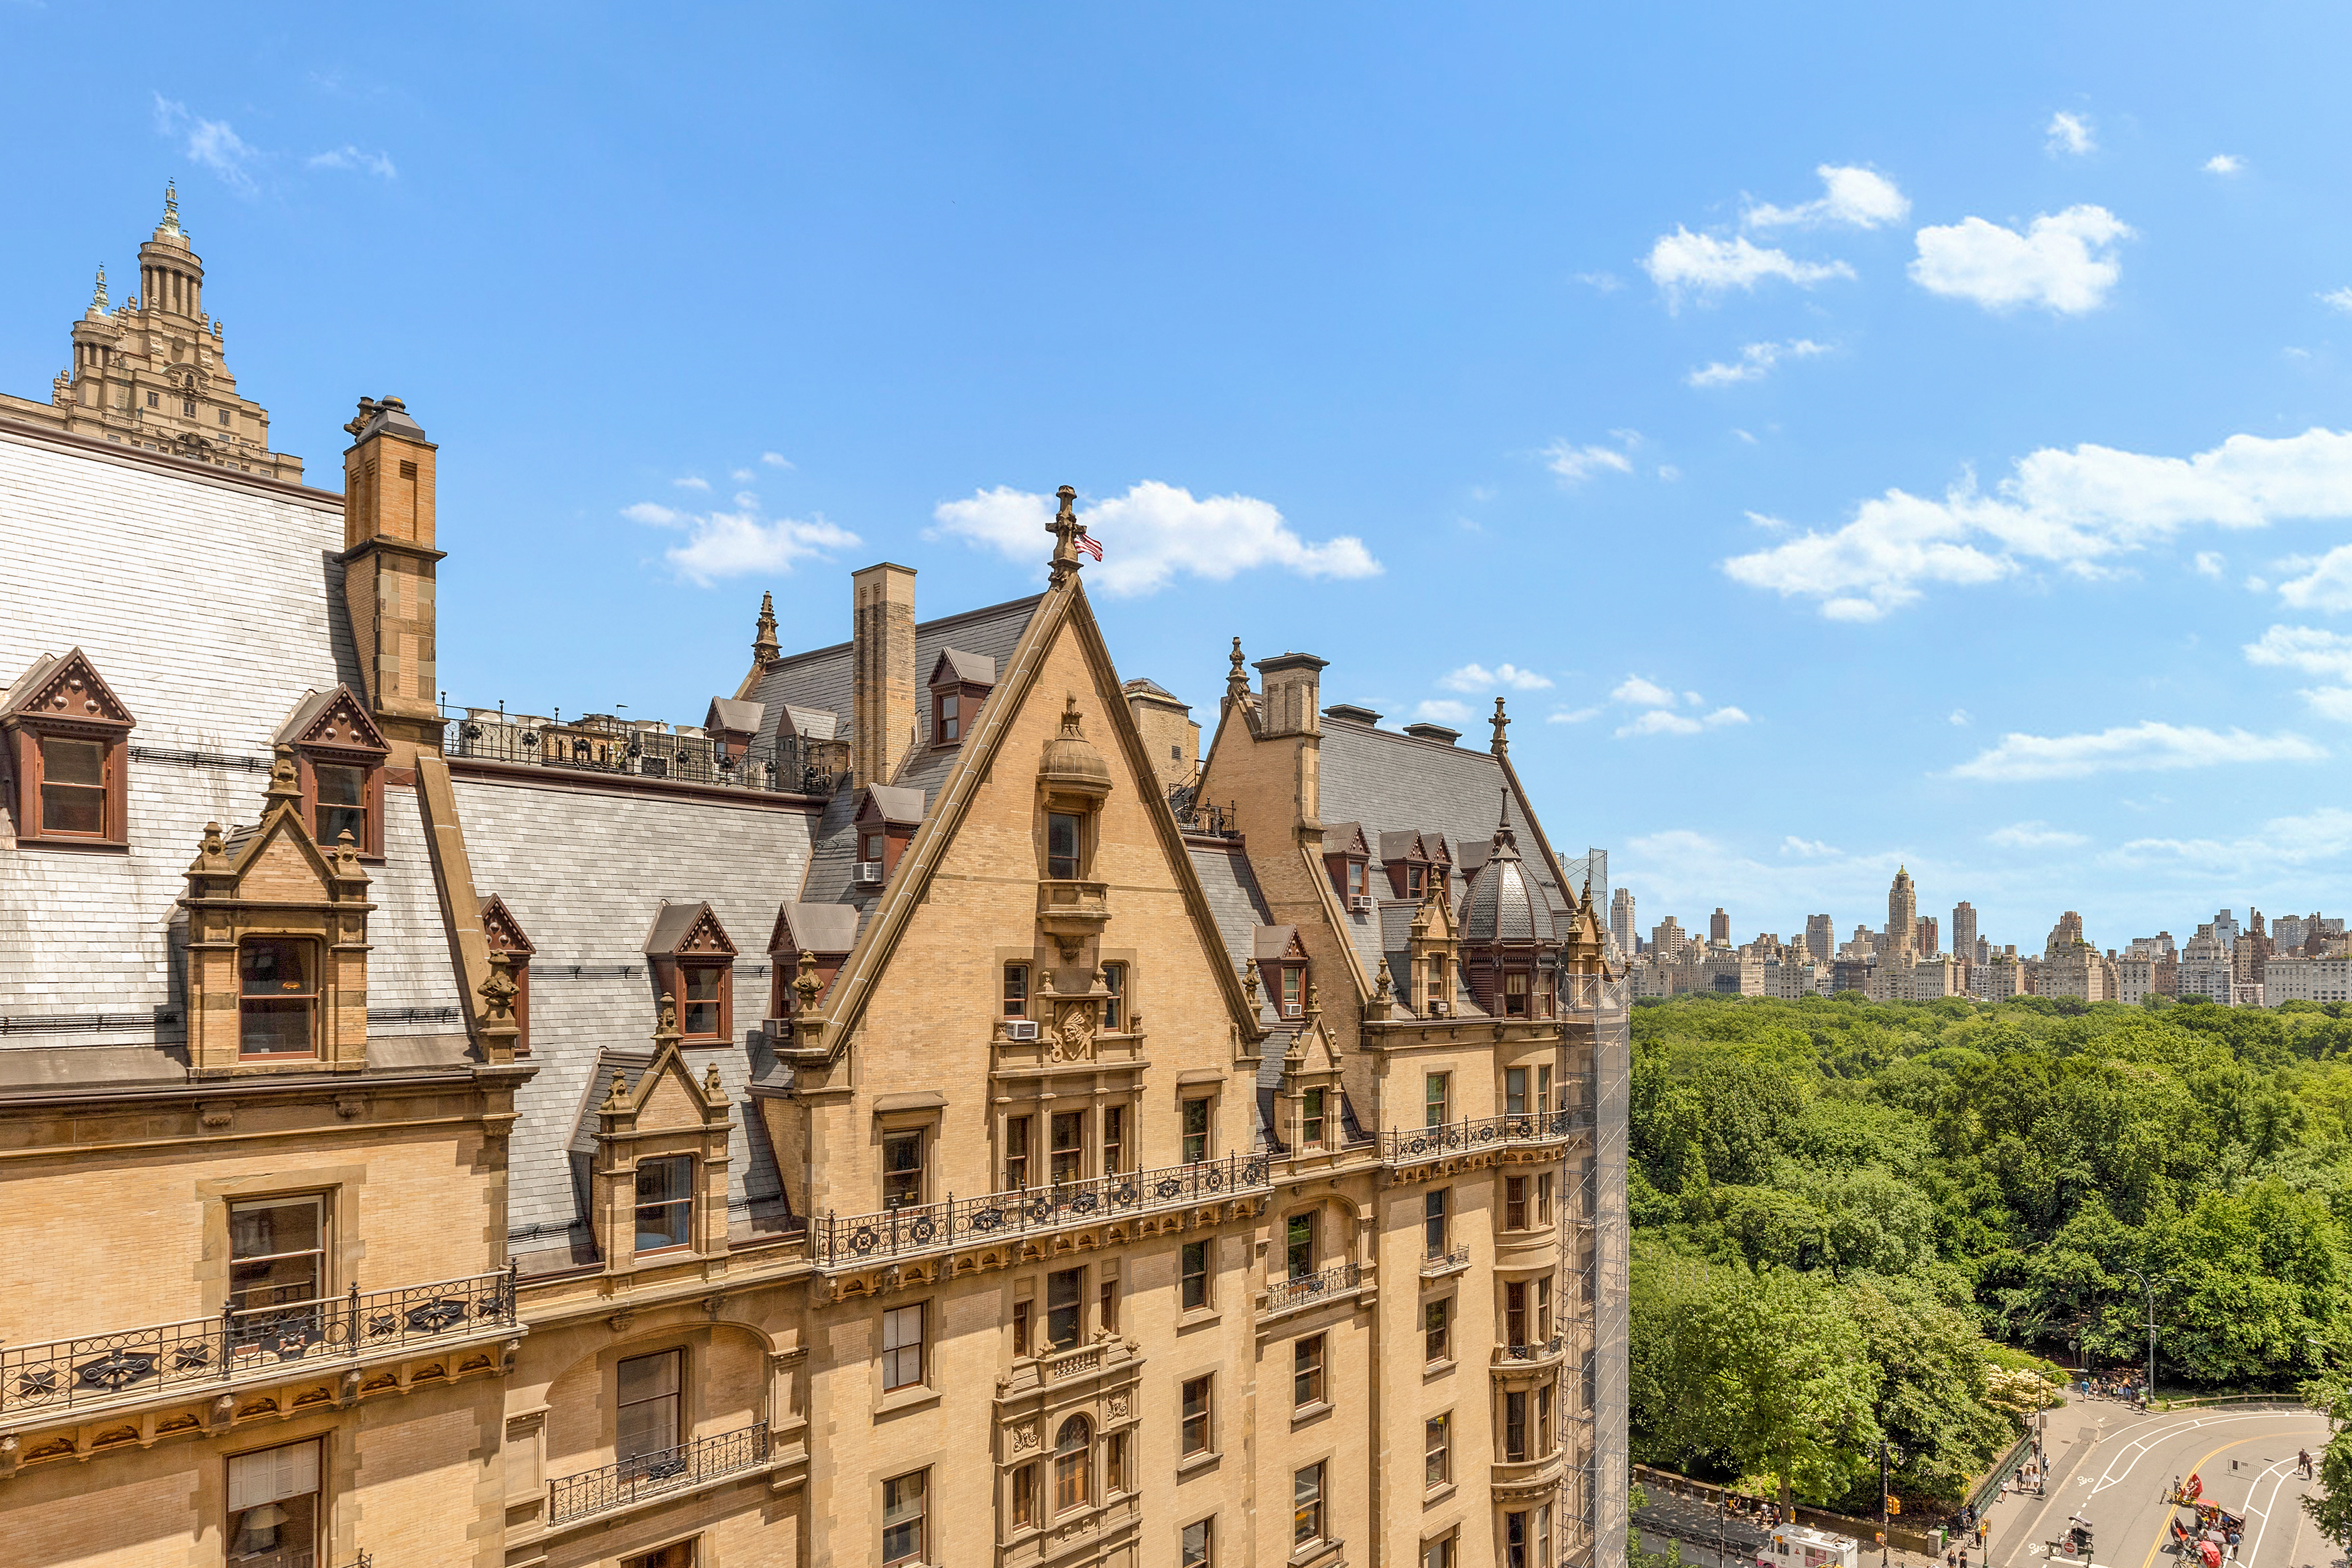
xmin=815 ymin=1154 xmax=1270 ymax=1270
xmin=1421 ymin=1245 xmax=1472 ymax=1278
xmin=1165 ymin=783 xmax=1239 ymax=838
xmin=1266 ymin=1261 xmax=1363 ymax=1315
xmin=1494 ymin=1335 xmax=1569 ymax=1367
xmin=1380 ymin=1110 xmax=1589 ymax=1167
xmin=548 ymin=1422 xmax=770 ymax=1526
xmin=444 ymin=705 xmax=835 ymax=797
xmin=0 ymin=1268 xmax=515 ymax=1420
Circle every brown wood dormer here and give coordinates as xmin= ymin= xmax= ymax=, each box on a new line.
xmin=1 ymin=647 xmax=136 ymax=850
xmin=1252 ymin=925 xmax=1312 ymax=1021
xmin=1321 ymin=820 xmax=1372 ymax=912
xmin=480 ymin=893 xmax=537 ymax=1057
xmin=927 ymin=647 xmax=996 ymax=749
xmin=853 ymin=784 xmax=925 ymax=889
xmin=643 ymin=901 xmax=738 ymax=1046
xmin=1377 ymin=828 xmax=1451 ymax=902
xmin=272 ymin=685 xmax=391 ymax=861
xmin=766 ymin=901 xmax=859 ymax=1021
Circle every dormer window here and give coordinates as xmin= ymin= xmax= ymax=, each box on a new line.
xmin=855 ymin=786 xmax=923 ymax=886
xmin=1504 ymin=971 xmax=1529 ymax=1017
xmin=274 ymin=686 xmax=389 ymax=860
xmin=928 ymin=648 xmax=996 ymax=750
xmin=1322 ymin=822 xmax=1372 ymax=909
xmin=1281 ymin=967 xmax=1303 ymax=1018
xmin=2 ymin=648 xmax=135 ymax=849
xmin=643 ymin=901 xmax=738 ymax=1047
xmin=314 ymin=762 xmax=369 ymax=849
xmin=936 ymin=691 xmax=962 ymax=744
xmin=240 ymin=938 xmax=318 ymax=1058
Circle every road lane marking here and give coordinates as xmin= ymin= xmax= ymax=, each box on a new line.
xmin=2139 ymin=1436 xmax=2274 ymax=1568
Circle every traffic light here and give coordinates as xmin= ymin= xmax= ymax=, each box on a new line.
xmin=1886 ymin=1497 xmax=1901 ymax=1516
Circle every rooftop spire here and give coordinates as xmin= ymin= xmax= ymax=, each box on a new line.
xmin=1047 ymin=484 xmax=1085 ymax=585
xmin=1489 ymin=695 xmax=1509 ymax=757
xmin=156 ymin=179 xmax=182 ymax=240
xmin=89 ymin=264 xmax=109 ymax=313
xmin=1223 ymin=636 xmax=1251 ymax=713
xmin=752 ymin=590 xmax=779 ymax=663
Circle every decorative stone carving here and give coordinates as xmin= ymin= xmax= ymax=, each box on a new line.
xmin=1050 ymin=999 xmax=1097 ymax=1063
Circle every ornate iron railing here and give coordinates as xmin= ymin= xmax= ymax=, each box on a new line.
xmin=1495 ymin=1335 xmax=1569 ymax=1364
xmin=1422 ymin=1245 xmax=1471 ymax=1274
xmin=1379 ymin=1109 xmax=1589 ymax=1166
xmin=817 ymin=1153 xmax=1270 ymax=1269
xmin=548 ymin=1422 xmax=770 ymax=1525
xmin=443 ymin=705 xmax=835 ymax=797
xmin=0 ymin=1267 xmax=515 ymax=1417
xmin=1266 ymin=1261 xmax=1363 ymax=1314
xmin=1166 ymin=783 xmax=1240 ymax=837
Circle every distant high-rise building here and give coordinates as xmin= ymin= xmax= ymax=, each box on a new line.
xmin=1652 ymin=915 xmax=1688 ymax=962
xmin=1610 ymin=886 xmax=1637 ymax=958
xmin=1887 ymin=866 xmax=1918 ymax=960
xmin=1806 ymin=913 xmax=1835 ymax=962
xmin=1916 ymin=916 xmax=1940 ymax=956
xmin=1710 ymin=907 xmax=1730 ymax=945
xmin=1973 ymin=935 xmax=1991 ymax=966
xmin=2210 ymin=910 xmax=2241 ymax=951
xmin=2044 ymin=911 xmax=2087 ymax=960
xmin=1951 ymin=901 xmax=1978 ymax=959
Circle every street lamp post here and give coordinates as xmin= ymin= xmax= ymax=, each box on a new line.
xmin=2120 ymin=1268 xmax=2171 ymax=1402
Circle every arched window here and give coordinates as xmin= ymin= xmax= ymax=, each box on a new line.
xmin=1053 ymin=1415 xmax=1092 ymax=1512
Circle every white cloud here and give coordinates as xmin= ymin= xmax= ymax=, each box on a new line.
xmin=2243 ymin=624 xmax=2352 ymax=718
xmin=2109 ymin=806 xmax=2352 ymax=869
xmin=731 ymin=468 xmax=754 ymax=481
xmin=1743 ymin=165 xmax=1911 ymax=231
xmin=1725 ymin=426 xmax=2352 ymax=619
xmin=1948 ymin=709 xmax=1970 ymax=727
xmin=2321 ymin=288 xmax=2352 ymax=314
xmin=928 ymin=481 xmax=1379 ymax=597
xmin=1948 ymin=721 xmax=2325 ymax=782
xmin=1641 ymin=229 xmax=1855 ymax=306
xmin=153 ymin=96 xmax=260 ymax=195
xmin=626 ymin=492 xmax=859 ymax=587
xmin=1572 ymin=271 xmax=1624 ymax=292
xmin=1657 ymin=464 xmax=1681 ymax=482
xmin=1734 ymin=428 xmax=1760 ymax=446
xmin=1703 ymin=705 xmax=1749 ymax=727
xmin=306 ymin=145 xmax=397 ymax=179
xmin=1781 ymin=836 xmax=1839 ymax=857
xmin=1615 ymin=705 xmax=1746 ymax=739
xmin=2279 ymin=544 xmax=2352 ymax=611
xmin=2204 ymin=154 xmax=2245 ymax=175
xmin=2046 ymin=111 xmax=2096 ymax=156
xmin=1910 ymin=206 xmax=2132 ymax=314
xmin=1547 ymin=707 xmax=1600 ymax=725
xmin=1611 ymin=675 xmax=1679 ymax=708
xmin=672 ymin=475 xmax=711 ymax=491
xmin=1688 ymin=339 xmax=1829 ymax=388
xmin=1987 ymin=820 xmax=2090 ymax=849
xmin=1412 ymin=699 xmax=1472 ymax=724
xmin=621 ymin=502 xmax=685 ymax=527
xmin=761 ymin=452 xmax=794 ymax=469
xmin=1542 ymin=440 xmax=1635 ymax=485
xmin=1439 ymin=663 xmax=1554 ymax=692
xmin=2194 ymin=551 xmax=2226 ymax=579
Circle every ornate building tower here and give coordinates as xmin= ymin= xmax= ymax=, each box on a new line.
xmin=1886 ymin=866 xmax=1918 ymax=960
xmin=0 ymin=183 xmax=302 ymax=480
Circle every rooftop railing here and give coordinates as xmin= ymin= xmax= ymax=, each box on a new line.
xmin=0 ymin=1268 xmax=515 ymax=1418
xmin=816 ymin=1153 xmax=1269 ymax=1270
xmin=548 ymin=1422 xmax=770 ymax=1525
xmin=443 ymin=705 xmax=836 ymax=797
xmin=1166 ymin=783 xmax=1240 ymax=838
xmin=1379 ymin=1108 xmax=1590 ymax=1167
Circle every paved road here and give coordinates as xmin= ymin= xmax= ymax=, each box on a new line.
xmin=1974 ymin=1404 xmax=2332 ymax=1568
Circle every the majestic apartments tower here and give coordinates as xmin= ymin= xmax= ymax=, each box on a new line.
xmin=0 ymin=199 xmax=1629 ymax=1568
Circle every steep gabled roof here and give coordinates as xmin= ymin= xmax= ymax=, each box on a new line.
xmin=272 ymin=684 xmax=388 ymax=753
xmin=768 ymin=901 xmax=860 ymax=955
xmin=929 ymin=647 xmax=996 ymax=687
xmin=642 ymin=899 xmax=737 ymax=958
xmin=1 ymin=647 xmax=138 ymax=728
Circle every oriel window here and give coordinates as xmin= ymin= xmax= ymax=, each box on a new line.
xmin=1046 ymin=811 xmax=1082 ymax=880
xmin=238 ymin=938 xmax=317 ymax=1058
xmin=37 ymin=735 xmax=107 ymax=836
xmin=1505 ymin=1281 xmax=1528 ymax=1345
xmin=1505 ymin=1175 xmax=1528 ymax=1231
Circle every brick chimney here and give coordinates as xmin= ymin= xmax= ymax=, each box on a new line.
xmin=341 ymin=396 xmax=444 ymax=762
xmin=851 ymin=562 xmax=917 ymax=787
xmin=1252 ymin=653 xmax=1326 ymax=739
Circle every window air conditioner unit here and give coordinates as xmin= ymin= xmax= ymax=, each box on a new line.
xmin=1282 ymin=1004 xmax=1302 ymax=1019
xmin=1430 ymin=1000 xmax=1450 ymax=1017
xmin=855 ymin=861 xmax=885 ymax=886
xmin=1006 ymin=1019 xmax=1039 ymax=1041
xmin=1350 ymin=894 xmax=1374 ymax=913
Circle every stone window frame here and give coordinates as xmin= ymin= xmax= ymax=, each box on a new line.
xmin=591 ymin=1045 xmax=737 ymax=1271
xmin=237 ymin=934 xmax=325 ymax=1061
xmin=1 ymin=648 xmax=136 ymax=851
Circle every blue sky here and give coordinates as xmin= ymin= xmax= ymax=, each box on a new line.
xmin=6 ymin=5 xmax=2352 ymax=952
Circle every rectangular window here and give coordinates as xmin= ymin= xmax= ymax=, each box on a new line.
xmin=1103 ymin=1104 xmax=1125 ymax=1174
xmin=1286 ymin=1213 xmax=1315 ymax=1281
xmin=1104 ymin=1430 xmax=1127 ymax=1495
xmin=882 ymin=1303 xmax=925 ymax=1392
xmin=1005 ymin=1115 xmax=1032 ymax=1190
xmin=617 ymin=1349 xmax=683 ymax=1464
xmin=1423 ymin=1297 xmax=1450 ymax=1362
xmin=1182 ymin=1096 xmax=1211 ymax=1164
xmin=313 ymin=761 xmax=368 ymax=851
xmin=1003 ymin=963 xmax=1029 ymax=1018
xmin=1055 ymin=1425 xmax=1091 ymax=1512
xmin=1538 ymin=1383 xmax=1554 ymax=1454
xmin=882 ymin=1130 xmax=923 ymax=1210
xmin=1181 ymin=1240 xmax=1210 ymax=1311
xmin=1537 ymin=1276 xmax=1553 ymax=1340
xmin=183 ymin=398 xmax=196 ymax=417
xmin=882 ymin=1470 xmax=928 ymax=1566
xmin=1407 ymin=863 xmax=1425 ymax=898
xmin=1047 ymin=811 xmax=1082 ymax=880
xmin=1506 ymin=1511 xmax=1529 ymax=1568
xmin=238 ymin=938 xmax=317 ymax=1058
xmin=1281 ymin=966 xmax=1302 ymax=1016
xmin=1013 ymin=1462 xmax=1038 ymax=1528
xmin=1293 ymin=1462 xmax=1325 ymax=1548
xmin=1047 ymin=1266 xmax=1084 ymax=1350
xmin=1181 ymin=1374 xmax=1213 ymax=1455
xmin=938 ymin=692 xmax=960 ymax=742
xmin=679 ymin=963 xmax=725 ymax=1039
xmin=1505 ymin=1067 xmax=1528 ymax=1116
xmin=1538 ymin=1065 xmax=1554 ymax=1113
xmin=634 ymin=1155 xmax=694 ymax=1252
xmin=1100 ymin=1279 xmax=1119 ymax=1334
xmin=1423 ymin=1189 xmax=1449 ymax=1258
xmin=1050 ymin=1111 xmax=1086 ymax=1185
xmin=1505 ymin=1176 xmax=1528 ymax=1231
xmin=1538 ymin=1173 xmax=1554 ymax=1227
xmin=625 ymin=1545 xmax=694 ymax=1568
xmin=863 ymin=831 xmax=884 ymax=863
xmin=37 ymin=735 xmax=107 ymax=836
xmin=1424 ymin=1072 xmax=1449 ymax=1127
xmin=218 ymin=408 xmax=231 ymax=426
xmin=1538 ymin=1504 xmax=1552 ymax=1568
xmin=1102 ymin=963 xmax=1125 ymax=1030
xmin=1505 ymin=1281 xmax=1528 ymax=1346
xmin=228 ymin=1195 xmax=325 ymax=1311
xmin=1425 ymin=1537 xmax=1456 ymax=1568
xmin=1505 ymin=969 xmax=1529 ymax=1016
xmin=146 ymin=390 xmax=159 ymax=407
xmin=1302 ymin=1087 xmax=1325 ymax=1148
xmin=1182 ymin=1518 xmax=1215 ymax=1568
xmin=1425 ymin=1413 xmax=1450 ymax=1487
xmin=1293 ymin=1334 xmax=1324 ymax=1409
xmin=1013 ymin=1301 xmax=1032 ymax=1357
xmin=227 ymin=1439 xmax=320 ymax=1568
xmin=1504 ymin=1390 xmax=1529 ymax=1462
xmin=1346 ymin=861 xmax=1365 ymax=898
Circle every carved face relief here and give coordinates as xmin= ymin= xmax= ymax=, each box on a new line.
xmin=1050 ymin=1000 xmax=1097 ymax=1063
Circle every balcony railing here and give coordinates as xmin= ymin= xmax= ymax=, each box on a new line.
xmin=0 ymin=1268 xmax=516 ymax=1419
xmin=1166 ymin=783 xmax=1240 ymax=838
xmin=548 ymin=1422 xmax=770 ymax=1525
xmin=444 ymin=706 xmax=836 ymax=797
xmin=1422 ymin=1245 xmax=1471 ymax=1277
xmin=816 ymin=1154 xmax=1270 ymax=1269
xmin=1380 ymin=1109 xmax=1589 ymax=1167
xmin=1266 ymin=1261 xmax=1363 ymax=1314
xmin=1495 ymin=1335 xmax=1569 ymax=1365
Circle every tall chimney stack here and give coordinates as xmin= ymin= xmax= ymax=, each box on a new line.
xmin=851 ymin=562 xmax=917 ymax=787
xmin=341 ymin=396 xmax=443 ymax=762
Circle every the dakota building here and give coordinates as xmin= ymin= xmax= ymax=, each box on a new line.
xmin=0 ymin=196 xmax=1630 ymax=1568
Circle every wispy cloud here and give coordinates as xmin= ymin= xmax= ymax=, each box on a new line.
xmin=2279 ymin=545 xmax=2352 ymax=611
xmin=1911 ymin=206 xmax=2132 ymax=314
xmin=1947 ymin=721 xmax=2325 ymax=782
xmin=1743 ymin=165 xmax=1910 ymax=230
xmin=1542 ymin=439 xmax=1635 ymax=485
xmin=153 ymin=95 xmax=260 ymax=195
xmin=307 ymin=145 xmax=397 ymax=179
xmin=761 ymin=452 xmax=794 ymax=469
xmin=1987 ymin=820 xmax=2089 ymax=849
xmin=1687 ymin=339 xmax=1828 ymax=389
xmin=1611 ymin=675 xmax=1679 ymax=708
xmin=1439 ymin=663 xmax=1554 ymax=692
xmin=2194 ymin=551 xmax=2226 ymax=579
xmin=1547 ymin=707 xmax=1600 ymax=725
xmin=2108 ymin=806 xmax=2352 ymax=869
xmin=626 ymin=488 xmax=859 ymax=588
xmin=1412 ymin=699 xmax=1473 ymax=724
xmin=1642 ymin=229 xmax=1855 ymax=307
xmin=1616 ymin=705 xmax=1748 ymax=739
xmin=2244 ymin=624 xmax=2352 ymax=719
xmin=672 ymin=475 xmax=712 ymax=491
xmin=2046 ymin=111 xmax=2096 ymax=156
xmin=2321 ymin=288 xmax=2352 ymax=315
xmin=1781 ymin=836 xmax=1839 ymax=857
xmin=2204 ymin=154 xmax=2245 ymax=175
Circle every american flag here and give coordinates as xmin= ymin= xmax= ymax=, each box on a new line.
xmin=1076 ymin=529 xmax=1103 ymax=562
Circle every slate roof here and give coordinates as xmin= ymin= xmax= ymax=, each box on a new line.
xmin=745 ymin=593 xmax=1041 ymax=752
xmin=771 ymin=901 xmax=860 ymax=954
xmin=930 ymin=647 xmax=996 ymax=686
xmin=704 ymin=698 xmax=766 ymax=735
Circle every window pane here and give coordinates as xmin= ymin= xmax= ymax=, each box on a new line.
xmin=38 ymin=737 xmax=106 ymax=835
xmin=241 ymin=939 xmax=312 ymax=997
xmin=41 ymin=736 xmax=105 ymax=786
xmin=1047 ymin=1267 xmax=1083 ymax=1349
xmin=230 ymin=1490 xmax=317 ymax=1566
xmin=1181 ymin=1240 xmax=1208 ymax=1310
xmin=1182 ymin=1519 xmax=1214 ymax=1568
xmin=884 ymin=1132 xmax=924 ymax=1208
xmin=1286 ymin=1214 xmax=1314 ymax=1280
xmin=237 ymin=1000 xmax=312 ymax=1057
xmin=229 ymin=1198 xmax=324 ymax=1308
xmin=1004 ymin=964 xmax=1028 ymax=1017
xmin=634 ymin=1156 xmax=693 ymax=1250
xmin=1293 ymin=1463 xmax=1323 ymax=1545
xmin=1424 ymin=1074 xmax=1447 ymax=1125
xmin=1047 ymin=812 xmax=1081 ymax=879
xmin=882 ymin=1470 xmax=927 ymax=1564
xmin=1505 ymin=1067 xmax=1527 ymax=1115
xmin=1182 ymin=1097 xmax=1210 ymax=1162
xmin=1051 ymin=1112 xmax=1084 ymax=1184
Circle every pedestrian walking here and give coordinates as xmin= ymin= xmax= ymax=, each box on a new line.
xmin=2300 ymin=1448 xmax=2313 ymax=1480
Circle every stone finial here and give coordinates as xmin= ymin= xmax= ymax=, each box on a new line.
xmin=1242 ymin=958 xmax=1262 ymax=1009
xmin=1373 ymin=958 xmax=1394 ymax=1005
xmin=157 ymin=179 xmax=181 ymax=238
xmin=704 ymin=1061 xmax=724 ymax=1098
xmin=334 ymin=828 xmax=360 ymax=872
xmin=600 ymin=1070 xmax=630 ymax=1111
xmin=1223 ymin=636 xmax=1251 ymax=711
xmin=1490 ymin=695 xmax=1510 ymax=757
xmin=266 ymin=745 xmax=302 ymax=809
xmin=479 ymin=951 xmax=518 ymax=1024
xmin=753 ymin=590 xmax=779 ymax=662
xmin=199 ymin=820 xmax=226 ymax=861
xmin=791 ymin=950 xmax=823 ymax=1013
xmin=653 ymin=993 xmax=681 ymax=1048
xmin=90 ymin=264 xmax=109 ymax=313
xmin=1305 ymin=977 xmax=1322 ymax=1019
xmin=1047 ymin=484 xmax=1084 ymax=584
